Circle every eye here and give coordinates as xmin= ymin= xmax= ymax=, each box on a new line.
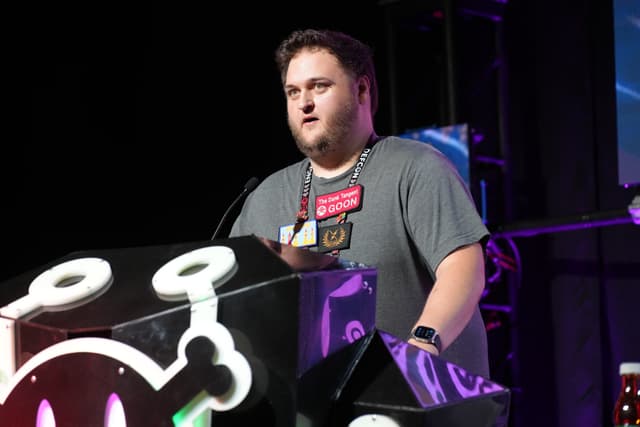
xmin=314 ymin=82 xmax=329 ymax=92
xmin=286 ymin=88 xmax=300 ymax=99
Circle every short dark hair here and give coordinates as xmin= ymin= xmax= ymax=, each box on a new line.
xmin=275 ymin=29 xmax=379 ymax=116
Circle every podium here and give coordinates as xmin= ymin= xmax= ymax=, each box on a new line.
xmin=0 ymin=235 xmax=509 ymax=426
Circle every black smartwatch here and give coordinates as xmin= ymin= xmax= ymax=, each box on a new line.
xmin=410 ymin=326 xmax=442 ymax=353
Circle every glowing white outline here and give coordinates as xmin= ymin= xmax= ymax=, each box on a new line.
xmin=0 ymin=324 xmax=252 ymax=416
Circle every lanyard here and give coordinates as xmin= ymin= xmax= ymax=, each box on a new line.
xmin=294 ymin=139 xmax=375 ymax=255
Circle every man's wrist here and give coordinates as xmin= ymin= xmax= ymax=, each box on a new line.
xmin=409 ymin=326 xmax=442 ymax=353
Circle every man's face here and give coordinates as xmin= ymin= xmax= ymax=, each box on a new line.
xmin=284 ymin=48 xmax=359 ymax=158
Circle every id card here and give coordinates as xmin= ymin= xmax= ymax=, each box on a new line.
xmin=278 ymin=220 xmax=317 ymax=247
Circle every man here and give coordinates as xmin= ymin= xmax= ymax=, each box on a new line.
xmin=230 ymin=29 xmax=491 ymax=377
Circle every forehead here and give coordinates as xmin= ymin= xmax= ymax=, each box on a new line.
xmin=285 ymin=48 xmax=350 ymax=86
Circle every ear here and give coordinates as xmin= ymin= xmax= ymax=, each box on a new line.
xmin=357 ymin=75 xmax=371 ymax=104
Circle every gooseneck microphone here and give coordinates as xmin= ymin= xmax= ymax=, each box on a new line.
xmin=211 ymin=177 xmax=260 ymax=240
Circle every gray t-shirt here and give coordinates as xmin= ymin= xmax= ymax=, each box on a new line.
xmin=230 ymin=136 xmax=491 ymax=377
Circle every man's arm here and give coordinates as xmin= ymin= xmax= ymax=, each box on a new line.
xmin=407 ymin=242 xmax=486 ymax=355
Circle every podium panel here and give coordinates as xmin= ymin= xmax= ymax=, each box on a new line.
xmin=0 ymin=235 xmax=509 ymax=426
xmin=329 ymin=329 xmax=510 ymax=427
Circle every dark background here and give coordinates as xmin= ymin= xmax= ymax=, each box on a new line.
xmin=3 ymin=1 xmax=639 ymax=426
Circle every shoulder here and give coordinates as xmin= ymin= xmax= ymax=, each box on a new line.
xmin=374 ymin=135 xmax=450 ymax=160
xmin=373 ymin=136 xmax=459 ymax=174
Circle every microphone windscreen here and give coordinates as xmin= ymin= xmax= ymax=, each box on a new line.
xmin=244 ymin=177 xmax=260 ymax=193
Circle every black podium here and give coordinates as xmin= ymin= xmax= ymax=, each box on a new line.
xmin=0 ymin=235 xmax=509 ymax=426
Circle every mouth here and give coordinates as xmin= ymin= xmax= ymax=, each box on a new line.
xmin=302 ymin=117 xmax=318 ymax=126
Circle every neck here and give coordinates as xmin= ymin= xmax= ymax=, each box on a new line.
xmin=310 ymin=132 xmax=378 ymax=178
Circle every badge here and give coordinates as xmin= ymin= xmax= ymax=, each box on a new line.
xmin=317 ymin=222 xmax=353 ymax=253
xmin=315 ymin=185 xmax=363 ymax=220
xmin=278 ymin=220 xmax=317 ymax=247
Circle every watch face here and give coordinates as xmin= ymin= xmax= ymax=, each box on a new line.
xmin=414 ymin=326 xmax=436 ymax=340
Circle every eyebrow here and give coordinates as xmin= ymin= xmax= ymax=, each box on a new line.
xmin=285 ymin=77 xmax=329 ymax=89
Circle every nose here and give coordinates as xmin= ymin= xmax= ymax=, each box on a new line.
xmin=298 ymin=97 xmax=314 ymax=113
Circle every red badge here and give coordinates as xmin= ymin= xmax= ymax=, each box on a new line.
xmin=315 ymin=185 xmax=363 ymax=220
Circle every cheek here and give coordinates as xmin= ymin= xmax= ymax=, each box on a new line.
xmin=312 ymin=96 xmax=333 ymax=113
xmin=286 ymin=108 xmax=297 ymax=125
xmin=324 ymin=90 xmax=353 ymax=109
xmin=286 ymin=101 xmax=299 ymax=117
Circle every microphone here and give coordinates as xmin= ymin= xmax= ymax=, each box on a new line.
xmin=211 ymin=177 xmax=260 ymax=240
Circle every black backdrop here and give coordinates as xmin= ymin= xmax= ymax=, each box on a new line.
xmin=4 ymin=1 xmax=639 ymax=426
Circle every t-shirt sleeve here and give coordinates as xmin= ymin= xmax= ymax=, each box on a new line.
xmin=404 ymin=146 xmax=489 ymax=274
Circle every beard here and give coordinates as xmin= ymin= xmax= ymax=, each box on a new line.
xmin=288 ymin=99 xmax=358 ymax=158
